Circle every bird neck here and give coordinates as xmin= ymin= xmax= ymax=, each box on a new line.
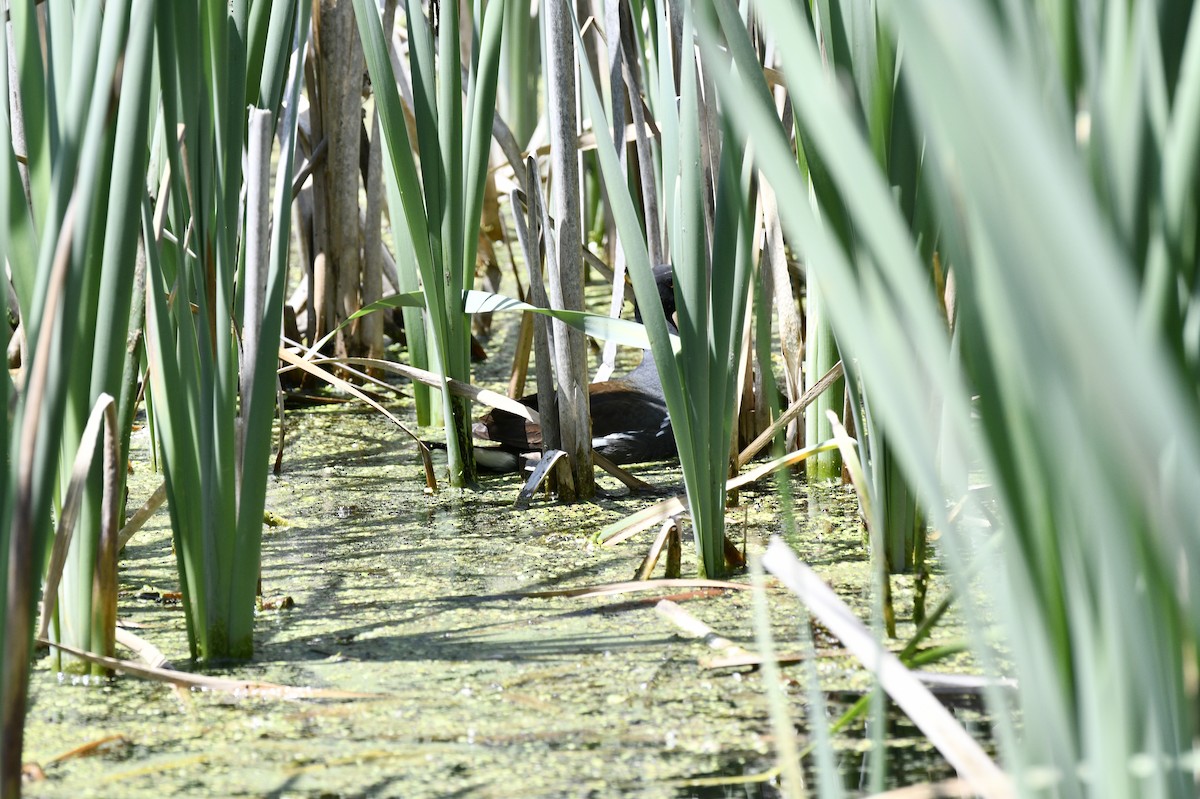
xmin=626 ymin=346 xmax=666 ymax=395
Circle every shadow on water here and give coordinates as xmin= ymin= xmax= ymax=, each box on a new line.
xmin=676 ymin=692 xmax=992 ymax=798
xmin=21 ymin=407 xmax=994 ymax=799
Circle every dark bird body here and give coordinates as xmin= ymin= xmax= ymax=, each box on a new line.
xmin=474 ymin=265 xmax=677 ymax=472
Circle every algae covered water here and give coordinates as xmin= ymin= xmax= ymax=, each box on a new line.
xmin=21 ymin=407 xmax=982 ymax=798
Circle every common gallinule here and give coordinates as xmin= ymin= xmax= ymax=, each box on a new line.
xmin=474 ymin=264 xmax=677 ymax=472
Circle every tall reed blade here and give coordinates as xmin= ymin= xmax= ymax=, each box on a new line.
xmin=0 ymin=0 xmax=157 ymax=765
xmin=53 ymin=0 xmax=157 ymax=673
xmin=702 ymin=0 xmax=1200 ymax=790
xmin=353 ymin=0 xmax=507 ymax=486
xmin=574 ymin=4 xmax=753 ymax=576
xmin=145 ymin=0 xmax=308 ymax=661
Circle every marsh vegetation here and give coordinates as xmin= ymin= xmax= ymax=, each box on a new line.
xmin=3 ymin=1 xmax=1199 ymax=797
